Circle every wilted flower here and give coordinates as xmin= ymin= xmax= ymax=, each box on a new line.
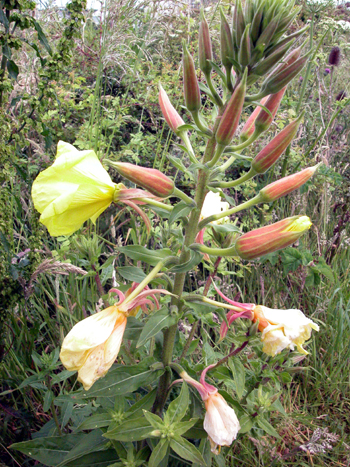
xmin=32 ymin=141 xmax=155 ymax=236
xmin=253 ymin=305 xmax=319 ymax=356
xmin=60 ymin=285 xmax=168 ymax=390
xmin=180 ymin=366 xmax=240 ymax=453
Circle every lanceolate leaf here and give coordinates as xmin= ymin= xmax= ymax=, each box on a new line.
xmin=256 ymin=416 xmax=282 ymax=439
xmin=170 ymin=435 xmax=206 ymax=466
xmin=169 ymin=202 xmax=192 ymax=225
xmin=81 ymin=358 xmax=164 ymax=398
xmin=63 ymin=449 xmax=121 ymax=466
xmin=136 ymin=307 xmax=178 ymax=348
xmin=118 ymin=245 xmax=172 ymax=265
xmin=117 ymin=266 xmax=146 ymax=282
xmin=148 ymin=439 xmax=170 ymax=467
xmin=170 ymin=250 xmax=203 ymax=273
xmin=56 ymin=430 xmax=108 ymax=467
xmin=164 ymin=382 xmax=189 ymax=425
xmin=104 ymin=417 xmax=153 ymax=442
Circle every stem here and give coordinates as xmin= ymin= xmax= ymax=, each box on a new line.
xmin=209 ymin=167 xmax=256 ymax=189
xmin=198 ymin=192 xmax=262 ymax=229
xmin=191 ymin=110 xmax=213 ymax=137
xmin=122 ymin=260 xmax=165 ymax=306
xmin=173 ymin=187 xmax=196 ymax=206
xmin=204 ymin=71 xmax=223 ymax=107
xmin=206 ymin=144 xmax=225 ymax=168
xmin=245 ymin=91 xmax=266 ymax=103
xmin=229 ymin=132 xmax=259 ymax=152
xmin=139 ymin=198 xmax=173 ymax=212
xmin=225 ymin=65 xmax=233 ymax=93
xmin=91 ymin=265 xmax=109 ymax=308
xmin=206 ymin=340 xmax=249 ymax=372
xmin=152 ymin=111 xmax=224 ymax=415
xmin=179 ymin=131 xmax=198 ymax=165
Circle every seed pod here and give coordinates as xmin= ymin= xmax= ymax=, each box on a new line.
xmin=109 ymin=162 xmax=174 ymax=198
xmin=260 ymin=165 xmax=320 ymax=202
xmin=239 ymin=24 xmax=251 ymax=68
xmin=328 ymin=46 xmax=341 ymax=66
xmin=199 ymin=11 xmax=213 ymax=76
xmin=183 ymin=41 xmax=201 ymax=112
xmin=254 ymin=86 xmax=286 ymax=134
xmin=252 ymin=113 xmax=303 ymax=173
xmin=158 ymin=84 xmax=184 ymax=134
xmin=220 ymin=8 xmax=234 ymax=68
xmin=216 ymin=68 xmax=247 ymax=146
xmin=240 ymin=95 xmax=269 ymax=141
xmin=235 ymin=215 xmax=312 ymax=260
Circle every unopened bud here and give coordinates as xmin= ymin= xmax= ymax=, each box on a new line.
xmin=235 ymin=215 xmax=312 ymax=260
xmin=252 ymin=113 xmax=303 ymax=174
xmin=199 ymin=12 xmax=213 ymax=76
xmin=255 ymin=16 xmax=279 ymax=51
xmin=240 ymin=95 xmax=269 ymax=141
xmin=268 ymin=46 xmax=302 ymax=78
xmin=108 ymin=162 xmax=174 ymax=198
xmin=220 ymin=8 xmax=234 ymax=68
xmin=233 ymin=0 xmax=245 ymax=50
xmin=262 ymin=52 xmax=310 ymax=95
xmin=216 ymin=68 xmax=247 ymax=146
xmin=183 ymin=41 xmax=201 ymax=112
xmin=254 ymin=87 xmax=287 ymax=134
xmin=253 ymin=40 xmax=294 ymax=76
xmin=239 ymin=23 xmax=251 ymax=68
xmin=250 ymin=2 xmax=264 ymax=44
xmin=159 ymin=84 xmax=184 ymax=134
xmin=260 ymin=165 xmax=320 ymax=202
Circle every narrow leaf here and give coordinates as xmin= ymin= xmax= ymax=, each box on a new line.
xmin=104 ymin=417 xmax=153 ymax=442
xmin=149 ymin=439 xmax=170 ymax=467
xmin=137 ymin=307 xmax=178 ymax=348
xmin=164 ymin=382 xmax=189 ymax=425
xmin=170 ymin=436 xmax=205 ymax=466
xmin=118 ymin=246 xmax=172 ymax=266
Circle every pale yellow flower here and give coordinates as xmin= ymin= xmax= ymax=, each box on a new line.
xmin=200 ymin=191 xmax=229 ymax=225
xmin=32 ymin=141 xmax=117 ymax=236
xmin=253 ymin=305 xmax=319 ymax=357
xmin=60 ymin=306 xmax=127 ymax=391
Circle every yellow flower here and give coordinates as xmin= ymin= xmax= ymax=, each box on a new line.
xmin=253 ymin=305 xmax=319 ymax=356
xmin=60 ymin=306 xmax=127 ymax=390
xmin=32 ymin=141 xmax=117 ymax=236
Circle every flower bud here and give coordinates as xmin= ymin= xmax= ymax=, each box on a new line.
xmin=250 ymin=2 xmax=264 ymax=44
xmin=240 ymin=95 xmax=269 ymax=141
xmin=158 ymin=84 xmax=185 ymax=134
xmin=220 ymin=8 xmax=234 ymax=68
xmin=262 ymin=51 xmax=310 ymax=95
xmin=267 ymin=46 xmax=302 ymax=78
xmin=239 ymin=23 xmax=251 ymax=68
xmin=255 ymin=16 xmax=279 ymax=51
xmin=251 ymin=113 xmax=303 ymax=174
xmin=216 ymin=68 xmax=247 ymax=146
xmin=108 ymin=162 xmax=174 ymax=198
xmin=253 ymin=41 xmax=294 ymax=76
xmin=233 ymin=0 xmax=245 ymax=50
xmin=199 ymin=12 xmax=213 ymax=76
xmin=260 ymin=164 xmax=320 ymax=202
xmin=253 ymin=87 xmax=286 ymax=134
xmin=183 ymin=41 xmax=201 ymax=112
xmin=235 ymin=215 xmax=312 ymax=260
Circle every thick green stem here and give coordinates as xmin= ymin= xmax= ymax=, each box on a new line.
xmin=140 ymin=198 xmax=173 ymax=212
xmin=205 ymin=71 xmax=223 ymax=107
xmin=152 ymin=112 xmax=224 ymax=415
xmin=209 ymin=167 xmax=257 ymax=189
xmin=191 ymin=110 xmax=213 ymax=137
xmin=179 ymin=131 xmax=198 ymax=165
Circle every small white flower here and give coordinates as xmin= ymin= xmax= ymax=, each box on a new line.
xmin=200 ymin=191 xmax=229 ymax=225
xmin=253 ymin=305 xmax=319 ymax=357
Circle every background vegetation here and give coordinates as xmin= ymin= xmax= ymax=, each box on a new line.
xmin=0 ymin=0 xmax=349 ymax=465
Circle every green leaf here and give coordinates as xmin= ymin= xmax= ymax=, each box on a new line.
xmin=149 ymin=439 xmax=170 ymax=467
xmin=169 ymin=202 xmax=192 ymax=225
xmin=176 ymin=124 xmax=196 ymax=132
xmin=82 ymin=358 xmax=164 ymax=398
xmin=63 ymin=449 xmax=120 ymax=466
xmin=172 ymin=419 xmax=198 ymax=436
xmin=164 ymin=382 xmax=189 ymax=425
xmin=43 ymin=390 xmax=54 ymax=413
xmin=11 ymin=434 xmax=85 ymax=466
xmin=76 ymin=412 xmax=113 ymax=431
xmin=136 ymin=307 xmax=178 ymax=348
xmin=123 ymin=316 xmax=144 ymax=340
xmin=170 ymin=250 xmax=203 ymax=273
xmin=193 ymin=438 xmax=212 ymax=467
xmin=256 ymin=416 xmax=281 ymax=439
xmin=118 ymin=246 xmax=172 ymax=266
xmin=170 ymin=435 xmax=205 ymax=466
xmin=0 ymin=9 xmax=9 ymax=28
xmin=31 ymin=18 xmax=52 ymax=55
xmin=7 ymin=60 xmax=19 ymax=79
xmin=125 ymin=388 xmax=157 ymax=418
xmin=167 ymin=155 xmax=192 ymax=177
xmin=56 ymin=430 xmax=108 ymax=467
xmin=210 ymin=223 xmax=241 ymax=234
xmin=208 ymin=61 xmax=227 ymax=82
xmin=104 ymin=417 xmax=153 ymax=441
xmin=228 ymin=358 xmax=245 ymax=400
xmin=117 ymin=266 xmax=146 ymax=282
xmin=238 ymin=414 xmax=254 ymax=434
xmin=143 ymin=410 xmax=164 ymax=430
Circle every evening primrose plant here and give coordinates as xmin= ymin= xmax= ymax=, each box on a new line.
xmin=13 ymin=2 xmax=322 ymax=466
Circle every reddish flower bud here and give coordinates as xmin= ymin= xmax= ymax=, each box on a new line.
xmin=199 ymin=12 xmax=213 ymax=76
xmin=158 ymin=84 xmax=185 ymax=134
xmin=260 ymin=164 xmax=320 ymax=202
xmin=216 ymin=69 xmax=247 ymax=146
xmin=240 ymin=95 xmax=269 ymax=141
xmin=253 ymin=40 xmax=294 ymax=76
xmin=254 ymin=86 xmax=286 ymax=134
xmin=252 ymin=114 xmax=303 ymax=174
xmin=183 ymin=41 xmax=201 ymax=112
xmin=109 ymin=162 xmax=174 ymax=198
xmin=235 ymin=215 xmax=312 ymax=260
xmin=220 ymin=8 xmax=234 ymax=68
xmin=269 ymin=46 xmax=302 ymax=77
